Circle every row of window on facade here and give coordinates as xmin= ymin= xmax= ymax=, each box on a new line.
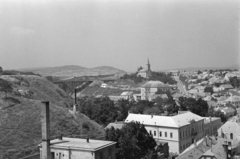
xmin=149 ymin=130 xmax=173 ymax=138
xmin=222 ymin=132 xmax=234 ymax=140
xmin=179 ymin=124 xmax=203 ymax=139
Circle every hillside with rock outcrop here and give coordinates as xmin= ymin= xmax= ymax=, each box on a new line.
xmin=0 ymin=75 xmax=105 ymax=159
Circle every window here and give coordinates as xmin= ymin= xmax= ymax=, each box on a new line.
xmin=160 ymin=131 xmax=162 ymax=137
xmin=180 ymin=132 xmax=181 ymax=139
xmin=230 ymin=133 xmax=233 ymax=139
xmin=186 ymin=130 xmax=187 ymax=137
xmin=180 ymin=146 xmax=182 ymax=151
xmin=183 ymin=131 xmax=184 ymax=138
xmin=150 ymin=130 xmax=152 ymax=135
xmin=154 ymin=131 xmax=156 ymax=136
xmin=165 ymin=132 xmax=167 ymax=137
xmin=170 ymin=132 xmax=173 ymax=138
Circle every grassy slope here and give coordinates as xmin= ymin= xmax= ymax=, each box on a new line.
xmin=0 ymin=75 xmax=105 ymax=159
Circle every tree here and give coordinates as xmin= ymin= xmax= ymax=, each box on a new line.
xmin=79 ymin=96 xmax=118 ymax=126
xmin=204 ymin=86 xmax=213 ymax=94
xmin=0 ymin=78 xmax=12 ymax=98
xmin=197 ymin=70 xmax=202 ymax=74
xmin=149 ymin=72 xmax=177 ymax=84
xmin=229 ymin=77 xmax=240 ymax=88
xmin=177 ymin=97 xmax=209 ymax=116
xmin=105 ymin=122 xmax=157 ymax=159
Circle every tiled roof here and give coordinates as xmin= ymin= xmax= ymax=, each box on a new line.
xmin=226 ymin=96 xmax=240 ymax=102
xmin=125 ymin=112 xmax=203 ymax=128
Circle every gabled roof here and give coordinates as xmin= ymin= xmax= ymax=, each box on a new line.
xmin=226 ymin=96 xmax=240 ymax=102
xmin=220 ymin=84 xmax=233 ymax=89
xmin=221 ymin=107 xmax=235 ymax=113
xmin=201 ymin=141 xmax=226 ymax=159
xmin=125 ymin=112 xmax=204 ymax=128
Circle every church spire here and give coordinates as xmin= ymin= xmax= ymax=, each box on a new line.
xmin=147 ymin=58 xmax=150 ymax=71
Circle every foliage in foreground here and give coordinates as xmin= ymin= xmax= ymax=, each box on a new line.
xmin=105 ymin=122 xmax=157 ymax=159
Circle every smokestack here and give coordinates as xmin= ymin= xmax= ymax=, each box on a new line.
xmin=74 ymin=89 xmax=77 ymax=105
xmin=41 ymin=101 xmax=51 ymax=159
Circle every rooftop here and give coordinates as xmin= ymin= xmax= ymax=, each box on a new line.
xmin=125 ymin=112 xmax=203 ymax=128
xmin=142 ymin=81 xmax=171 ymax=88
xmin=39 ymin=137 xmax=116 ymax=151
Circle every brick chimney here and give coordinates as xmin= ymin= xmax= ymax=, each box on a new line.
xmin=74 ymin=89 xmax=77 ymax=105
xmin=41 ymin=101 xmax=51 ymax=159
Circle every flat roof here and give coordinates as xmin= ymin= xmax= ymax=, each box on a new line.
xmin=39 ymin=137 xmax=116 ymax=151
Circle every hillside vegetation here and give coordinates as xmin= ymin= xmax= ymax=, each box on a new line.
xmin=19 ymin=65 xmax=126 ymax=76
xmin=0 ymin=75 xmax=105 ymax=159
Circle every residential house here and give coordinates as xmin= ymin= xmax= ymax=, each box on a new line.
xmin=125 ymin=112 xmax=205 ymax=154
xmin=39 ymin=137 xmax=116 ymax=159
xmin=199 ymin=139 xmax=228 ymax=159
xmin=176 ymin=136 xmax=216 ymax=159
xmin=225 ymin=95 xmax=240 ymax=108
xmin=217 ymin=121 xmax=240 ymax=149
xmin=207 ymin=101 xmax=217 ymax=109
xmin=221 ymin=107 xmax=235 ymax=118
xmin=220 ymin=84 xmax=234 ymax=91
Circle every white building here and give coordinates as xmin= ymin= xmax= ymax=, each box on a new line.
xmin=217 ymin=120 xmax=240 ymax=149
xmin=141 ymin=81 xmax=172 ymax=101
xmin=125 ymin=112 xmax=205 ymax=154
xmin=39 ymin=137 xmax=116 ymax=159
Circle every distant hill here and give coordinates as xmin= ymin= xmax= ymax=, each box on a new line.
xmin=0 ymin=75 xmax=105 ymax=159
xmin=162 ymin=64 xmax=240 ymax=72
xmin=18 ymin=65 xmax=126 ymax=76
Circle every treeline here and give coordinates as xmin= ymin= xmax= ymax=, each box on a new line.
xmin=149 ymin=72 xmax=177 ymax=84
xmin=77 ymin=95 xmax=215 ymax=127
xmin=120 ymin=73 xmax=145 ymax=83
xmin=120 ymin=71 xmax=177 ymax=84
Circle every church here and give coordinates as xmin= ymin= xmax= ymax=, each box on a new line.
xmin=137 ymin=59 xmax=152 ymax=78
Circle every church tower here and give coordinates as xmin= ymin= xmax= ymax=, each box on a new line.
xmin=146 ymin=58 xmax=152 ymax=78
xmin=147 ymin=58 xmax=151 ymax=71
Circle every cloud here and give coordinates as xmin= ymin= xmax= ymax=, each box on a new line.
xmin=10 ymin=27 xmax=36 ymax=36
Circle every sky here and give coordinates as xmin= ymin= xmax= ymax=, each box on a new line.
xmin=0 ymin=0 xmax=239 ymax=72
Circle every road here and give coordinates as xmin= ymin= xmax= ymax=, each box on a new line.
xmin=174 ymin=76 xmax=188 ymax=95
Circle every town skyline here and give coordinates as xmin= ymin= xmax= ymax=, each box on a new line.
xmin=0 ymin=0 xmax=239 ymax=72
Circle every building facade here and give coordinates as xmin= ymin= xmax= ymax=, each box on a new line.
xmin=204 ymin=117 xmax=222 ymax=136
xmin=39 ymin=137 xmax=116 ymax=159
xmin=125 ymin=112 xmax=205 ymax=154
xmin=217 ymin=121 xmax=240 ymax=148
xmin=141 ymin=81 xmax=172 ymax=101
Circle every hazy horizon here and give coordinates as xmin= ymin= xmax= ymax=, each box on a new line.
xmin=0 ymin=0 xmax=239 ymax=72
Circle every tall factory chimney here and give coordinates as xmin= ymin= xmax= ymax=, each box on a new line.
xmin=74 ymin=89 xmax=77 ymax=105
xmin=41 ymin=101 xmax=51 ymax=159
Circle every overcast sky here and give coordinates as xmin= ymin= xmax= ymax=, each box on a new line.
xmin=0 ymin=0 xmax=239 ymax=72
